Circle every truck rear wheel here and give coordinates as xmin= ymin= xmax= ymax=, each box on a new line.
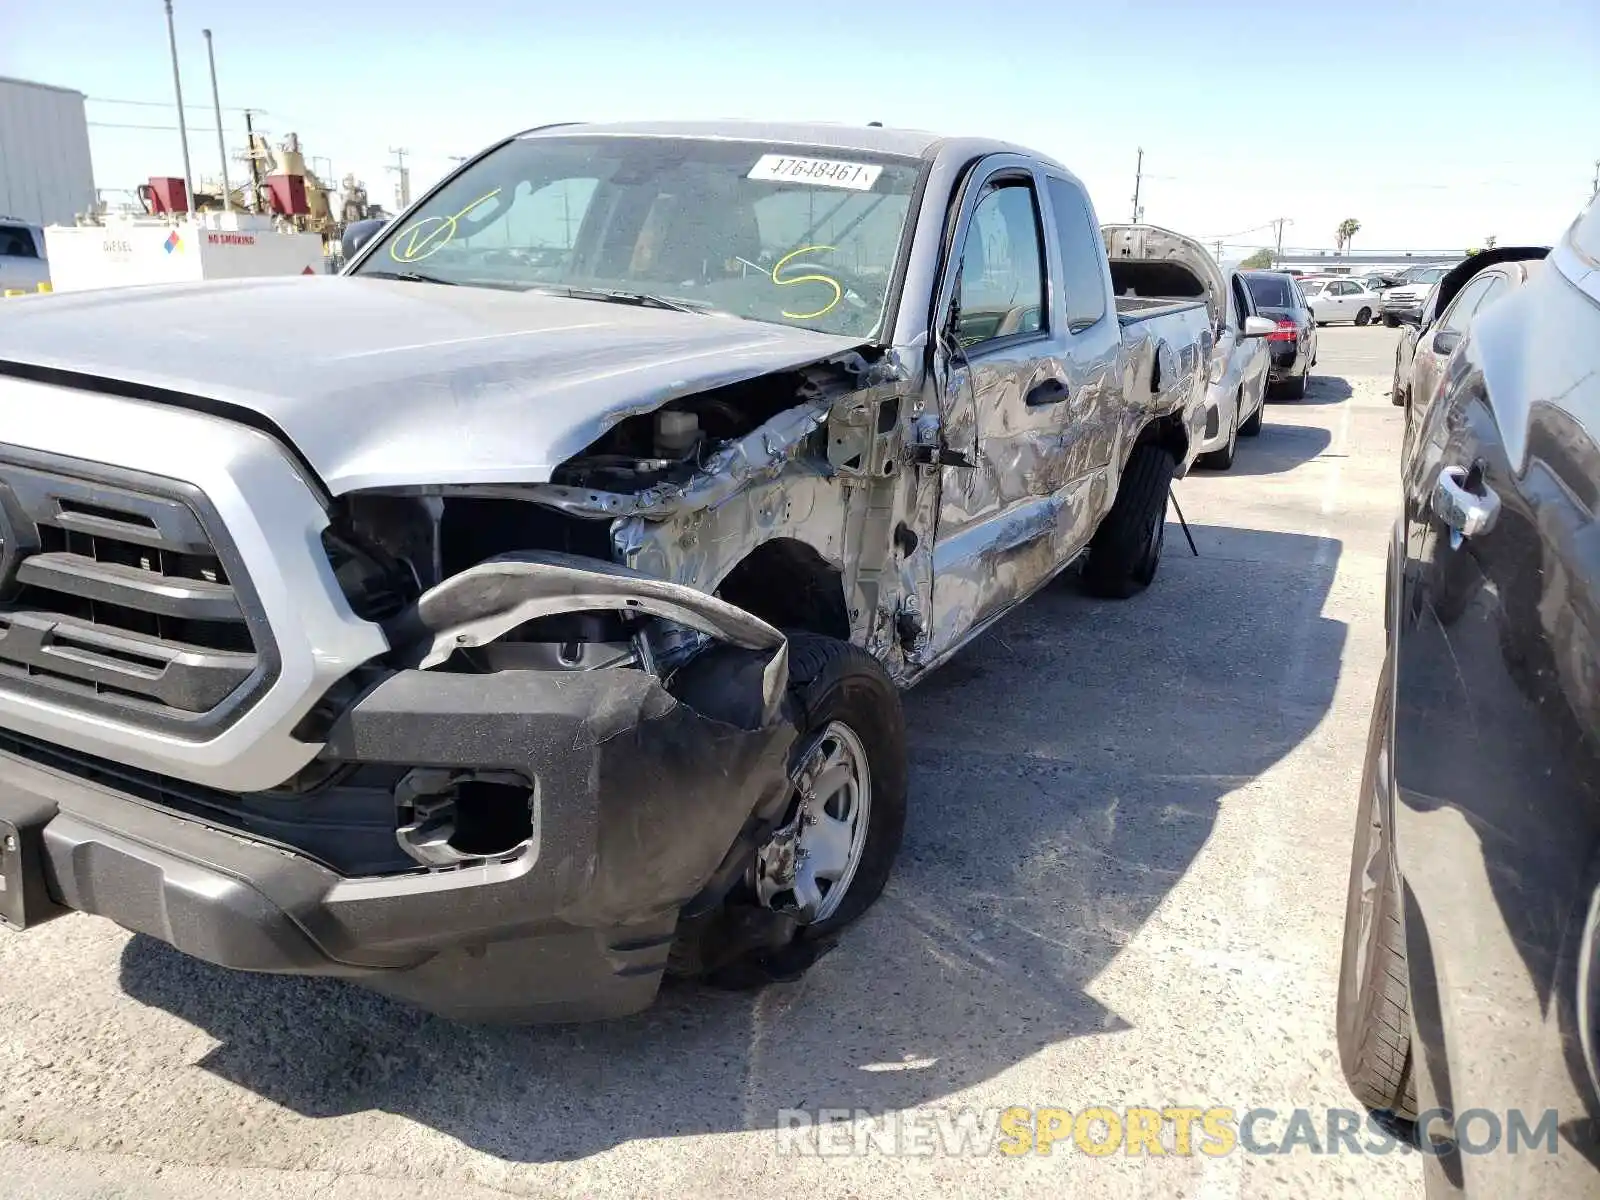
xmin=667 ymin=633 xmax=906 ymax=984
xmin=1084 ymin=443 xmax=1175 ymax=599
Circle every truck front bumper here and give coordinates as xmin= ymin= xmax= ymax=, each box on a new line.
xmin=0 ymin=661 xmax=797 ymax=1024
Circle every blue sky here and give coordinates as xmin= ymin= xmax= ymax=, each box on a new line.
xmin=7 ymin=0 xmax=1596 ymax=255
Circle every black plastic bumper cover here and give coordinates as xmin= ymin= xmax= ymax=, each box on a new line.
xmin=0 ymin=662 xmax=796 ymax=1023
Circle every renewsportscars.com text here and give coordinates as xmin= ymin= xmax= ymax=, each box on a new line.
xmin=775 ymin=1106 xmax=1562 ymax=1158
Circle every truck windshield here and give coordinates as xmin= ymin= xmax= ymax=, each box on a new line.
xmin=1402 ymin=267 xmax=1448 ymax=284
xmin=350 ymin=135 xmax=925 ymax=339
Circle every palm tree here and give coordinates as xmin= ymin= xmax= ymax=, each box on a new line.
xmin=1335 ymin=218 xmax=1361 ymax=253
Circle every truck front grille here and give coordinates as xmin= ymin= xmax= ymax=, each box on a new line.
xmin=0 ymin=453 xmax=275 ymax=729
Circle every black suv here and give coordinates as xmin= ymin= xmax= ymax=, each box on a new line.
xmin=1337 ymin=199 xmax=1600 ymax=1194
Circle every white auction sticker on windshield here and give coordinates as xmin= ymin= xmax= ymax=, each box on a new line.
xmin=747 ymin=154 xmax=882 ymax=191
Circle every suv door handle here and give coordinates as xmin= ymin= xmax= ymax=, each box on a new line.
xmin=1025 ymin=377 xmax=1071 ymax=406
xmin=1433 ymin=464 xmax=1500 ymax=548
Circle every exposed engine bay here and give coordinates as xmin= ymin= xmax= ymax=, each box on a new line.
xmin=318 ymin=348 xmax=894 ymax=687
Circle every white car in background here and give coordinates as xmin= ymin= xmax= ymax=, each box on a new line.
xmin=0 ymin=219 xmax=49 ymax=295
xmin=1299 ymin=276 xmax=1381 ymax=326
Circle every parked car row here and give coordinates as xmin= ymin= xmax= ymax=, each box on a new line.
xmin=1286 ymin=263 xmax=1467 ymax=331
xmin=1337 ymin=206 xmax=1599 ymax=1197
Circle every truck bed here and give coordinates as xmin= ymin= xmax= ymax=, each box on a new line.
xmin=1115 ymin=295 xmax=1207 ymax=324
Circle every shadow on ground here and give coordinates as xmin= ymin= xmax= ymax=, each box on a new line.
xmin=121 ymin=523 xmax=1346 ymax=1164
xmin=1284 ymin=374 xmax=1354 ymax=405
xmin=1217 ymin=419 xmax=1333 ymax=477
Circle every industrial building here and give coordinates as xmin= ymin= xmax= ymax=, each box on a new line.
xmin=0 ymin=75 xmax=96 ymax=226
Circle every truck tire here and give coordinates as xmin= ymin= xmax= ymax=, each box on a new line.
xmin=1337 ymin=668 xmax=1419 ymax=1119
xmin=666 ymin=633 xmax=906 ymax=984
xmin=1084 ymin=443 xmax=1174 ymax=599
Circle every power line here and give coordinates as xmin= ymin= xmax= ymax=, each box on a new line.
xmin=1197 ymin=220 xmax=1280 ymax=242
xmin=88 ymin=120 xmax=252 ymax=132
xmin=88 ymin=95 xmax=258 ymax=113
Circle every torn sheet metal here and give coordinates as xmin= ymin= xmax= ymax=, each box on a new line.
xmin=389 ymin=550 xmax=790 ymax=720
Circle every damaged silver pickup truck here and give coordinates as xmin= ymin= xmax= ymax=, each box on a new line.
xmin=0 ymin=121 xmax=1212 ymax=1022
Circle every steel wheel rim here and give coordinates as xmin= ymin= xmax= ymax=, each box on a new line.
xmin=755 ymin=720 xmax=873 ymax=923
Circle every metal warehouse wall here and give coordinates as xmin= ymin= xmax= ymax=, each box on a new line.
xmin=0 ymin=76 xmax=96 ymax=226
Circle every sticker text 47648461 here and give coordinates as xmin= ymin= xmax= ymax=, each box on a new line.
xmin=747 ymin=155 xmax=883 ymax=192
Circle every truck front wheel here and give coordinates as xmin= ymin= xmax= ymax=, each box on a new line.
xmin=667 ymin=633 xmax=906 ymax=984
xmin=1084 ymin=443 xmax=1176 ymax=599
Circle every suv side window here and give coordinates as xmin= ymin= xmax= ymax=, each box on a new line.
xmin=0 ymin=225 xmax=39 ymax=259
xmin=955 ymin=181 xmax=1046 ymax=348
xmin=1043 ymin=176 xmax=1106 ymax=331
xmin=1473 ymin=274 xmax=1511 ymax=313
xmin=1439 ymin=275 xmax=1494 ymax=333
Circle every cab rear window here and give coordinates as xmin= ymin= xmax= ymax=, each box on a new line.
xmin=0 ymin=225 xmax=39 ymax=259
xmin=1245 ymin=275 xmax=1295 ymax=308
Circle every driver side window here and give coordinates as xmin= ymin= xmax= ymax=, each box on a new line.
xmin=954 ymin=181 xmax=1045 ymax=348
xmin=1439 ymin=276 xmax=1494 ymax=333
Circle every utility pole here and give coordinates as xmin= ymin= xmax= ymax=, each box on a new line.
xmin=1131 ymin=147 xmax=1144 ymax=223
xmin=1272 ymin=217 xmax=1291 ymax=265
xmin=388 ymin=147 xmax=411 ymax=209
xmin=1214 ymin=239 xmax=1223 ymax=262
xmin=242 ymin=108 xmax=264 ymax=211
xmin=201 ymin=28 xmax=231 ymax=209
xmin=1592 ymin=159 xmax=1599 ymax=199
xmin=162 ymin=0 xmax=196 ymax=213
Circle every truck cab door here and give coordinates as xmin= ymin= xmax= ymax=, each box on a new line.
xmin=923 ymin=158 xmax=1116 ymax=660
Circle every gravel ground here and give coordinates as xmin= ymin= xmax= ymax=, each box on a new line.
xmin=0 ymin=326 xmax=1421 ymax=1199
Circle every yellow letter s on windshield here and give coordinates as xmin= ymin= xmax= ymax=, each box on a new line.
xmin=771 ymin=245 xmax=842 ymax=320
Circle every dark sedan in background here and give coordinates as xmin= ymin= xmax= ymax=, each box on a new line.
xmin=1338 ymin=199 xmax=1600 ymax=1196
xmin=1241 ymin=270 xmax=1318 ymax=398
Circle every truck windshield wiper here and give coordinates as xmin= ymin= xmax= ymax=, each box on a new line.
xmin=525 ymin=285 xmax=707 ymax=314
xmin=360 ymin=269 xmax=458 ymax=286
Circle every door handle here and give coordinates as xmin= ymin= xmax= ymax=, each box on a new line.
xmin=1025 ymin=377 xmax=1071 ymax=406
xmin=1433 ymin=464 xmax=1500 ymax=548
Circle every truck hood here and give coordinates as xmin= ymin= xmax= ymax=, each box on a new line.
xmin=1101 ymin=223 xmax=1227 ymax=331
xmin=0 ymin=276 xmax=868 ymax=494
